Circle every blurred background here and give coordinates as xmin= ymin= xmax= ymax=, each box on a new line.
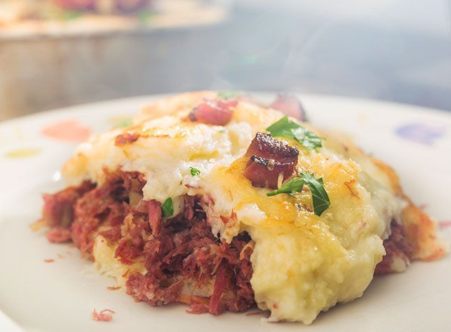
xmin=0 ymin=0 xmax=450 ymax=121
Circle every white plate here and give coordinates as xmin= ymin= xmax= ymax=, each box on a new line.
xmin=0 ymin=94 xmax=450 ymax=332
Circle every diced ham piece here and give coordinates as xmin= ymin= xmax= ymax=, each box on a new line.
xmin=189 ymin=99 xmax=237 ymax=126
xmin=270 ymin=94 xmax=307 ymax=121
xmin=244 ymin=133 xmax=299 ymax=189
xmin=147 ymin=200 xmax=162 ymax=235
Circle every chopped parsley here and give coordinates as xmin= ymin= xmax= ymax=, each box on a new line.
xmin=116 ymin=118 xmax=133 ymax=129
xmin=266 ymin=177 xmax=305 ymax=197
xmin=266 ymin=173 xmax=330 ymax=216
xmin=301 ymin=173 xmax=331 ymax=216
xmin=217 ymin=91 xmax=241 ymax=99
xmin=60 ymin=10 xmax=83 ymax=21
xmin=266 ymin=116 xmax=323 ymax=150
xmin=162 ymin=198 xmax=174 ymax=217
xmin=190 ymin=167 xmax=201 ymax=176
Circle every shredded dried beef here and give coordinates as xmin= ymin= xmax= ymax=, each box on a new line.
xmin=375 ymin=222 xmax=413 ymax=275
xmin=41 ymin=170 xmax=255 ymax=314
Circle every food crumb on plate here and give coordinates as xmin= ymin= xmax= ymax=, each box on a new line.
xmin=92 ymin=309 xmax=115 ymax=322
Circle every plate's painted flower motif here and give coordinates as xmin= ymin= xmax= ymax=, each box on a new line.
xmin=438 ymin=221 xmax=451 ymax=230
xmin=395 ymin=123 xmax=447 ymax=146
xmin=5 ymin=148 xmax=41 ymax=158
xmin=42 ymin=120 xmax=91 ymax=142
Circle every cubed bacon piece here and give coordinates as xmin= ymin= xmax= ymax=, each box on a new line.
xmin=147 ymin=200 xmax=162 ymax=235
xmin=115 ymin=132 xmax=140 ymax=146
xmin=189 ymin=99 xmax=237 ymax=126
xmin=270 ymin=94 xmax=307 ymax=121
xmin=245 ymin=132 xmax=299 ymax=161
xmin=244 ymin=133 xmax=299 ymax=189
xmin=244 ymin=156 xmax=296 ymax=189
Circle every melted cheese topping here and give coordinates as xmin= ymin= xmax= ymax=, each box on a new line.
xmin=64 ymin=95 xmax=404 ymax=324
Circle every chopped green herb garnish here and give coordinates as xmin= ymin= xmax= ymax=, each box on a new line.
xmin=266 ymin=116 xmax=323 ymax=150
xmin=292 ymin=127 xmax=324 ymax=150
xmin=267 ymin=177 xmax=305 ymax=197
xmin=60 ymin=10 xmax=83 ymax=21
xmin=116 ymin=118 xmax=133 ymax=129
xmin=267 ymin=173 xmax=330 ymax=216
xmin=162 ymin=198 xmax=174 ymax=217
xmin=137 ymin=10 xmax=157 ymax=23
xmin=217 ymin=91 xmax=241 ymax=99
xmin=301 ymin=173 xmax=330 ymax=216
xmin=190 ymin=167 xmax=201 ymax=176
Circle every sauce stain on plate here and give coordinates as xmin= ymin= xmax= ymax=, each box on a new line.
xmin=42 ymin=120 xmax=91 ymax=142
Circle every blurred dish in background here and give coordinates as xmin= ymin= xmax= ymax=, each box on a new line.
xmin=0 ymin=0 xmax=226 ymax=37
xmin=0 ymin=0 xmax=229 ymax=122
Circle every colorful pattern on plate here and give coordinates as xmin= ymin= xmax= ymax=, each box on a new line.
xmin=5 ymin=148 xmax=41 ymax=158
xmin=395 ymin=123 xmax=447 ymax=146
xmin=42 ymin=120 xmax=91 ymax=142
xmin=438 ymin=221 xmax=451 ymax=230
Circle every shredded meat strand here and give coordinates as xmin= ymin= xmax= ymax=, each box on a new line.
xmin=41 ymin=170 xmax=255 ymax=315
xmin=375 ymin=222 xmax=413 ymax=274
xmin=46 ymin=226 xmax=72 ymax=243
xmin=92 ymin=309 xmax=115 ymax=322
